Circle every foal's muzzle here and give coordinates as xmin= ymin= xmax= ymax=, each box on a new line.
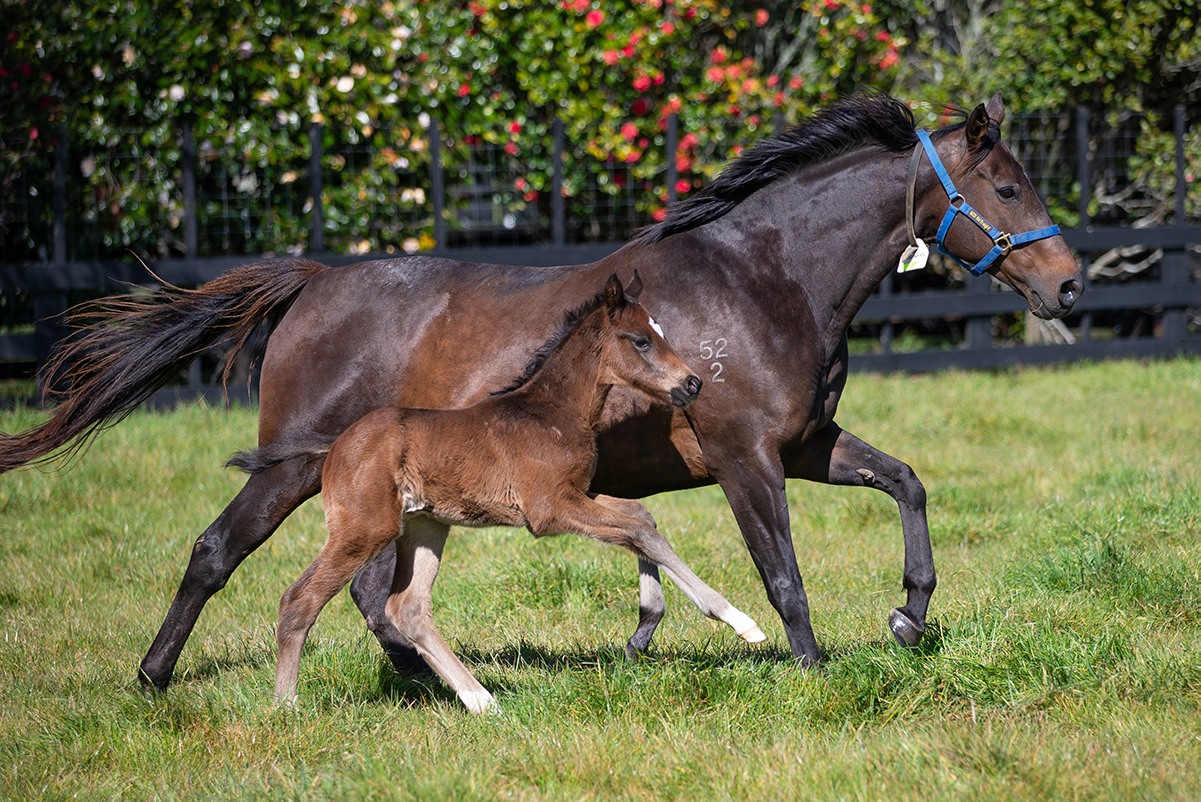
xmin=670 ymin=375 xmax=703 ymax=407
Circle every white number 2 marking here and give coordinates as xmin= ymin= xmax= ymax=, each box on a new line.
xmin=699 ymin=338 xmax=728 ymax=382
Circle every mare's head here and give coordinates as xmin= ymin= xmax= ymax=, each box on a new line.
xmin=598 ymin=272 xmax=702 ymax=407
xmin=923 ymin=93 xmax=1083 ymax=319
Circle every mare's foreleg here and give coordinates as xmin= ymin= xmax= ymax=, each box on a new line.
xmin=590 ymin=495 xmax=665 ymax=659
xmin=704 ymin=444 xmax=822 ymax=665
xmin=540 ymin=497 xmax=766 ymax=644
xmin=782 ymin=421 xmax=935 ymax=647
xmin=139 ymin=455 xmax=323 ymax=691
xmin=384 ymin=515 xmax=497 ymax=714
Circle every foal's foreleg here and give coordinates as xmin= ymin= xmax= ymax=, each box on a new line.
xmin=590 ymin=495 xmax=665 ymax=659
xmin=545 ymin=498 xmax=766 ymax=644
xmin=783 ymin=421 xmax=935 ymax=647
xmin=384 ymin=516 xmax=497 ymax=714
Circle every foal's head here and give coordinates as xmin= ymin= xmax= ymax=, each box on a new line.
xmin=598 ymin=272 xmax=702 ymax=408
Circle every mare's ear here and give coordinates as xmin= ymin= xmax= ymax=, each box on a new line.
xmin=625 ymin=269 xmax=643 ymax=302
xmin=603 ymin=272 xmax=627 ymax=318
xmin=966 ymin=103 xmax=991 ymax=150
xmin=985 ymin=92 xmax=1005 ymax=126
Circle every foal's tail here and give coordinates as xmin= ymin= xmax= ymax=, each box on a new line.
xmin=0 ymin=257 xmax=329 ymax=473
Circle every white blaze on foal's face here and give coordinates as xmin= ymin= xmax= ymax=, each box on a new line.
xmin=648 ymin=316 xmax=665 ymax=339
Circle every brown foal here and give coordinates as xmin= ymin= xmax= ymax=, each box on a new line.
xmin=252 ymin=273 xmax=765 ymax=712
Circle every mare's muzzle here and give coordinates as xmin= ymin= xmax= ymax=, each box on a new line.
xmin=670 ymin=375 xmax=703 ymax=407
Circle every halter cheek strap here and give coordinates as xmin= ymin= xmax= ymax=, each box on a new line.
xmin=909 ymin=129 xmax=1061 ymax=276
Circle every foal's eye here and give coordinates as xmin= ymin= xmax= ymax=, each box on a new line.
xmin=997 ymin=185 xmax=1019 ymax=201
xmin=632 ymin=337 xmax=652 ymax=352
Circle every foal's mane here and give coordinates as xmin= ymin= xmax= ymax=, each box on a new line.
xmin=633 ymin=92 xmax=973 ymax=245
xmin=491 ymin=288 xmax=615 ymax=396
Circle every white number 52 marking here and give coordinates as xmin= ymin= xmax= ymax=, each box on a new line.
xmin=698 ymin=338 xmax=728 ymax=383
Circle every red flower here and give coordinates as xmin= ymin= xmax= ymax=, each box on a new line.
xmin=620 ymin=122 xmax=638 ymax=141
xmin=515 ymin=177 xmax=528 ymax=190
xmin=766 ymin=74 xmax=779 ymax=88
xmin=789 ymin=75 xmax=803 ymax=90
xmin=706 ymin=66 xmax=724 ymax=83
xmin=660 ymin=22 xmax=675 ymax=34
xmin=675 ymin=178 xmax=691 ymax=194
xmin=633 ymin=74 xmax=651 ymax=92
xmin=585 ymin=9 xmax=604 ymax=27
xmin=505 ymin=141 xmax=520 ymax=155
xmin=458 ymin=82 xmax=471 ymax=97
xmin=29 ymin=127 xmax=38 ymax=140
xmin=603 ymin=49 xmax=621 ymax=65
xmin=754 ymin=9 xmax=769 ymax=26
xmin=624 ymin=148 xmax=642 ymax=163
xmin=880 ymin=49 xmax=899 ymax=70
xmin=631 ymin=99 xmax=650 ymax=116
xmin=622 ymin=45 xmax=635 ymax=58
xmin=824 ymin=0 xmax=840 ymax=9
xmin=652 ymin=207 xmax=667 ymax=221
xmin=710 ymin=47 xmax=727 ymax=64
xmin=469 ymin=1 xmax=487 ymax=15
xmin=508 ymin=120 xmax=522 ymax=133
xmin=875 ymin=31 xmax=891 ymax=42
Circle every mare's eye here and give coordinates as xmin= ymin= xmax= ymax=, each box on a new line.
xmin=632 ymin=337 xmax=652 ymax=352
xmin=998 ymin=185 xmax=1019 ymax=201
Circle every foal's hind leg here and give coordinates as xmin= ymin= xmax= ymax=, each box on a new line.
xmin=384 ymin=515 xmax=497 ymax=714
xmin=276 ymin=492 xmax=405 ymax=702
xmin=590 ymin=496 xmax=665 ymax=659
xmin=544 ymin=496 xmax=766 ymax=644
xmin=783 ymin=421 xmax=936 ymax=647
xmin=139 ymin=456 xmax=323 ymax=690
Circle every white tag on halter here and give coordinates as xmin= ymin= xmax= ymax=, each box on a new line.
xmin=897 ymin=238 xmax=929 ymax=273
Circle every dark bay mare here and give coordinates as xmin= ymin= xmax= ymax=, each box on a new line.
xmin=0 ymin=93 xmax=1083 ymax=691
xmin=247 ymin=273 xmax=765 ymax=712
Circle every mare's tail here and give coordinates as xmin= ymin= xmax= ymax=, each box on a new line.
xmin=0 ymin=257 xmax=329 ymax=473
xmin=226 ymin=434 xmax=338 ymax=475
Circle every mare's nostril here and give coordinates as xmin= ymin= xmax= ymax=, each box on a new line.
xmin=685 ymin=375 xmax=702 ymax=397
xmin=1058 ymin=277 xmax=1082 ymax=308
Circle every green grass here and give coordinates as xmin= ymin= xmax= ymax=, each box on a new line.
xmin=1 ymin=358 xmax=1200 ymax=799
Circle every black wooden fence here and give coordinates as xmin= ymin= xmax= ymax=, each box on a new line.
xmin=1 ymin=108 xmax=1198 ymax=408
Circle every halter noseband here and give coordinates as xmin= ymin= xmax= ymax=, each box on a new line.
xmin=906 ymin=129 xmax=1060 ymax=276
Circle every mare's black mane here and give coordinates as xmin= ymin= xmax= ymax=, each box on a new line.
xmin=633 ymin=92 xmax=969 ymax=245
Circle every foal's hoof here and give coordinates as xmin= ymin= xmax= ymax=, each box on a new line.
xmin=889 ymin=608 xmax=925 ymax=648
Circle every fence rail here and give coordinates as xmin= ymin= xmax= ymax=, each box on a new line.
xmin=2 ymin=107 xmax=1198 ymax=406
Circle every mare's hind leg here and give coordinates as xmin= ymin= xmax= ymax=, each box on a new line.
xmin=590 ymin=495 xmax=665 ymax=659
xmin=139 ymin=455 xmax=324 ymax=690
xmin=349 ymin=549 xmax=435 ymax=675
xmin=782 ymin=421 xmax=935 ymax=647
xmin=384 ymin=515 xmax=496 ymax=714
xmin=542 ymin=496 xmax=766 ymax=644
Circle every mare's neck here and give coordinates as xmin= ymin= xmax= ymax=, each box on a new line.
xmin=715 ymin=145 xmax=934 ymax=353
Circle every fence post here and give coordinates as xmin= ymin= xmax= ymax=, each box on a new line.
xmin=309 ymin=121 xmax=325 ymax=253
xmin=36 ymin=125 xmax=71 ymax=403
xmin=181 ymin=121 xmax=197 ymax=258
xmin=1161 ymin=105 xmax=1190 ymax=348
xmin=427 ymin=116 xmax=445 ymax=251
xmin=1075 ymin=107 xmax=1093 ymax=342
xmin=964 ymin=275 xmax=992 ymax=350
xmin=1174 ymin=105 xmax=1187 ymax=226
xmin=666 ymin=113 xmax=679 ymax=206
xmin=552 ymin=117 xmax=565 ymax=246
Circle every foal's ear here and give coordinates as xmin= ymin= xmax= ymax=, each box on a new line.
xmin=625 ymin=269 xmax=644 ymax=302
xmin=603 ymin=272 xmax=627 ymax=316
xmin=966 ymin=102 xmax=992 ymax=150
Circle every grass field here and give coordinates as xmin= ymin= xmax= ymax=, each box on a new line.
xmin=1 ymin=357 xmax=1199 ymax=799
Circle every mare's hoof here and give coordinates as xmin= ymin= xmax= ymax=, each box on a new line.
xmin=137 ymin=665 xmax=170 ymax=694
xmin=889 ymin=608 xmax=925 ymax=648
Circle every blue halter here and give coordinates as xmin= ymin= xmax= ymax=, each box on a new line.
xmin=914 ymin=129 xmax=1061 ymax=276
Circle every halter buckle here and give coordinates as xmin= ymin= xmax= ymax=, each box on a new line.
xmin=993 ymin=233 xmax=1012 ymax=253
